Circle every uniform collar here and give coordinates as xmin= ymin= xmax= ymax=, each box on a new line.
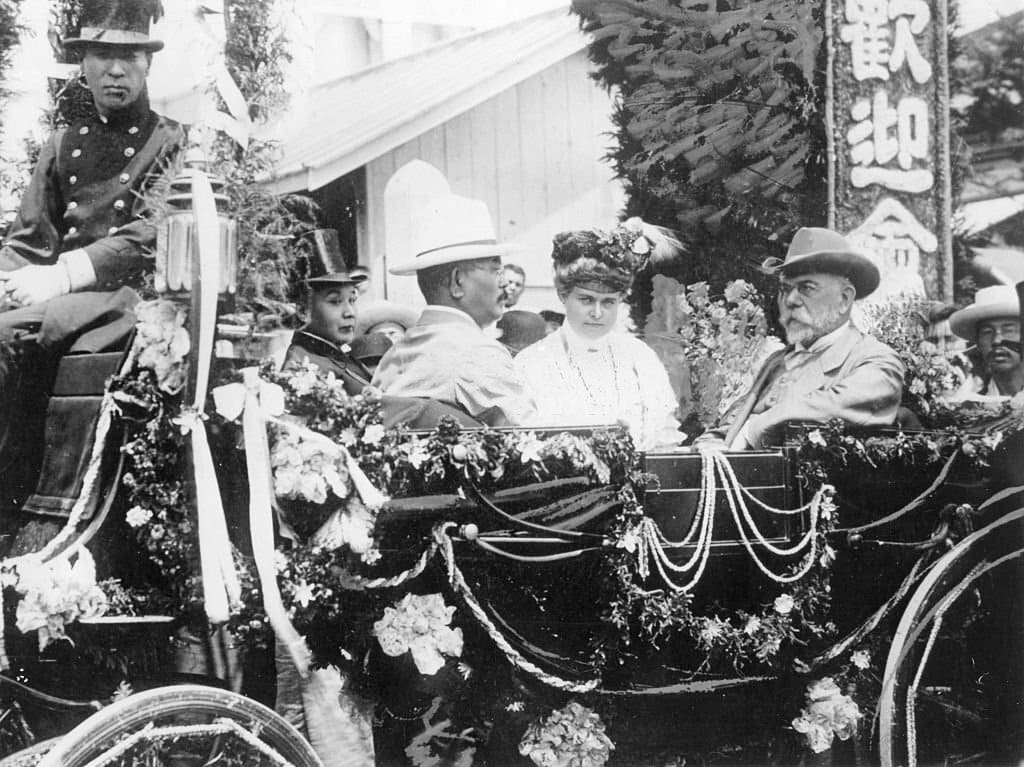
xmin=294 ymin=328 xmax=353 ymax=357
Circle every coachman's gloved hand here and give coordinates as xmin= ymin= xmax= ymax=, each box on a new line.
xmin=0 ymin=264 xmax=72 ymax=307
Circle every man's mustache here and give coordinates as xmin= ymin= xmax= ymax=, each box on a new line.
xmin=987 ymin=340 xmax=1022 ymax=355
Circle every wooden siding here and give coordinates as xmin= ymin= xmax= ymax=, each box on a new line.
xmin=359 ymin=50 xmax=624 ymax=310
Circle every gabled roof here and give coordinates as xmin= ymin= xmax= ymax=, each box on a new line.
xmin=265 ymin=7 xmax=584 ymax=194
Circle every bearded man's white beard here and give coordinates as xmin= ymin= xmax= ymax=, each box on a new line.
xmin=782 ymin=304 xmax=848 ymax=347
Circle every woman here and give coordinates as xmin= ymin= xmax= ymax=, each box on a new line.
xmin=515 ymin=219 xmax=682 ymax=451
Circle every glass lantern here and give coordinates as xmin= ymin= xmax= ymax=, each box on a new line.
xmin=156 ymin=146 xmax=238 ymax=296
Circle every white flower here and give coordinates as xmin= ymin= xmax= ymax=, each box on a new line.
xmin=807 ymin=429 xmax=827 ymax=447
xmin=292 ymin=581 xmax=315 ymax=608
xmin=774 ymin=594 xmax=795 ymax=615
xmin=361 ymin=424 xmax=385 ymax=446
xmin=516 ymin=432 xmax=545 ymax=464
xmin=615 ymin=524 xmax=642 ymax=554
xmin=743 ymin=616 xmax=762 ymax=635
xmin=14 ymin=550 xmax=107 ymax=650
xmin=850 ymin=649 xmax=871 ymax=670
xmin=372 ymin=593 xmax=463 ymax=675
xmin=793 ymin=677 xmax=862 ymax=754
xmin=406 ymin=440 xmax=431 ymax=470
xmin=125 ymin=506 xmax=152 ymax=528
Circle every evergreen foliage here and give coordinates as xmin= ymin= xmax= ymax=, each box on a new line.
xmin=572 ymin=0 xmax=828 ymax=322
xmin=0 ymin=0 xmax=25 ymax=105
xmin=211 ymin=0 xmax=315 ymax=324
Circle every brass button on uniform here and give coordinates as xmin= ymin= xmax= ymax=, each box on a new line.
xmin=69 ymin=175 xmax=77 ymax=184
xmin=79 ymin=126 xmax=89 ymax=135
xmin=68 ymin=227 xmax=77 ymax=235
xmin=114 ymin=199 xmax=126 ymax=211
xmin=71 ymin=148 xmax=82 ymax=158
xmin=119 ymin=173 xmax=130 ymax=183
xmin=128 ymin=126 xmax=139 ymax=134
xmin=124 ymin=147 xmax=135 ymax=158
xmin=67 ymin=201 xmax=78 ymax=210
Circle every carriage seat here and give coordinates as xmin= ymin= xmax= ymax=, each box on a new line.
xmin=18 ymin=350 xmax=126 ymax=519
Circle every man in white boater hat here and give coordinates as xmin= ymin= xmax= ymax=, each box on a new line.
xmin=947 ymin=285 xmax=1023 ymax=399
xmin=372 ymin=194 xmax=536 ymax=427
xmin=701 ymin=227 xmax=905 ymax=450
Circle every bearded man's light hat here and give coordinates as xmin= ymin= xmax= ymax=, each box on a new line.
xmin=948 ymin=285 xmax=1020 ymax=340
xmin=761 ymin=227 xmax=881 ymax=299
xmin=389 ymin=194 xmax=519 ymax=275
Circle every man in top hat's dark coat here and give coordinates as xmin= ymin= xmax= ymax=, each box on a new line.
xmin=284 ymin=229 xmax=374 ymax=397
xmin=0 ymin=0 xmax=183 ymax=511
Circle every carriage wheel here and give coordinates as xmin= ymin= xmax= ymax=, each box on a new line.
xmin=878 ymin=505 xmax=1024 ymax=767
xmin=37 ymin=685 xmax=321 ymax=767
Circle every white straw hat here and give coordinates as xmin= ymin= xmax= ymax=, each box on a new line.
xmin=948 ymin=285 xmax=1021 ymax=340
xmin=388 ymin=194 xmax=518 ymax=275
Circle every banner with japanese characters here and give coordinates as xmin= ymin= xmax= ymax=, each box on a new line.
xmin=827 ymin=0 xmax=953 ymax=301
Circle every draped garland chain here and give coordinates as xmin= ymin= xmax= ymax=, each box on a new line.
xmin=629 ymin=447 xmax=833 ymax=595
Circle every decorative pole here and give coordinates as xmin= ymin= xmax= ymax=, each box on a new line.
xmin=156 ymin=128 xmax=241 ymax=630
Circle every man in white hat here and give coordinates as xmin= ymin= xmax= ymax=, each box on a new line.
xmin=947 ymin=285 xmax=1023 ymax=399
xmin=701 ymin=227 xmax=905 ymax=450
xmin=371 ymin=194 xmax=536 ymax=426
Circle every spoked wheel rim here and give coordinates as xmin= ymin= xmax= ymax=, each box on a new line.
xmin=878 ymin=507 xmax=1024 ymax=767
xmin=37 ymin=685 xmax=322 ymax=767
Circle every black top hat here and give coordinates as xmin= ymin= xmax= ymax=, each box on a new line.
xmin=63 ymin=0 xmax=165 ymax=52
xmin=497 ymin=310 xmax=547 ymax=355
xmin=304 ymin=229 xmax=366 ymax=286
xmin=350 ymin=332 xmax=394 ymax=364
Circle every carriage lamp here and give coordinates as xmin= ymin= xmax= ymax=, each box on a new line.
xmin=156 ymin=145 xmax=238 ymax=296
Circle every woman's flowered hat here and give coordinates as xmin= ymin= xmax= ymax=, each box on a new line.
xmin=551 ymin=217 xmax=683 ymax=275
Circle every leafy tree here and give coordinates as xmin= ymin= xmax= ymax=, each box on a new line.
xmin=572 ymin=0 xmax=828 ymax=321
xmin=954 ymin=10 xmax=1024 ymax=143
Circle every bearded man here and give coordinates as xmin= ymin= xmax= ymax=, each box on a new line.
xmin=701 ymin=227 xmax=905 ymax=450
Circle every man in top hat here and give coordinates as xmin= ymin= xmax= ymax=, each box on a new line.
xmin=700 ymin=227 xmax=905 ymax=450
xmin=0 ymin=0 xmax=183 ymax=504
xmin=284 ymin=229 xmax=373 ymax=396
xmin=371 ymin=194 xmax=536 ymax=427
xmin=947 ymin=285 xmax=1024 ymax=399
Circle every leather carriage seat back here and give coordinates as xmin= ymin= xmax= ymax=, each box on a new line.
xmin=20 ymin=351 xmax=126 ymax=519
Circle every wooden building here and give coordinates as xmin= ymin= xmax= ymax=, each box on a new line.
xmin=265 ymin=7 xmax=623 ymax=310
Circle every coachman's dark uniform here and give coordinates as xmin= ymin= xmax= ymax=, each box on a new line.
xmin=0 ymin=92 xmax=183 ymax=522
xmin=0 ymin=91 xmax=183 ymax=308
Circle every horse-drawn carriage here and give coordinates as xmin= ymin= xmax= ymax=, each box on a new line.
xmin=0 ymin=171 xmax=1020 ymax=767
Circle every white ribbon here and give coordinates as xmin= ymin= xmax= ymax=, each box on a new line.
xmin=184 ymin=169 xmax=241 ymax=624
xmin=239 ymin=368 xmax=311 ymax=676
